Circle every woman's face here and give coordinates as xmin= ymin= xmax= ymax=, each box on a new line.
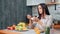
xmin=27 ymin=15 xmax=32 ymax=19
xmin=38 ymin=5 xmax=43 ymax=14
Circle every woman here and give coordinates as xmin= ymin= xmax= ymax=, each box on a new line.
xmin=35 ymin=3 xmax=53 ymax=31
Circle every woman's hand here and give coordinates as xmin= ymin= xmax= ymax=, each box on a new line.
xmin=30 ymin=17 xmax=43 ymax=25
xmin=31 ymin=17 xmax=40 ymax=23
xmin=35 ymin=17 xmax=43 ymax=25
xmin=35 ymin=17 xmax=40 ymax=22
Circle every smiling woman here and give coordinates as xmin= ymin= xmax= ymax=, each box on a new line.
xmin=33 ymin=3 xmax=53 ymax=31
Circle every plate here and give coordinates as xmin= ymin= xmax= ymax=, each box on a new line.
xmin=14 ymin=29 xmax=29 ymax=32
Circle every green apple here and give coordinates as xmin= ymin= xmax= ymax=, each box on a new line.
xmin=19 ymin=26 xmax=23 ymax=30
xmin=15 ymin=26 xmax=23 ymax=31
xmin=15 ymin=26 xmax=19 ymax=30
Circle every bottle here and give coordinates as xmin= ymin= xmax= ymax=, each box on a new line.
xmin=34 ymin=27 xmax=40 ymax=34
xmin=45 ymin=27 xmax=50 ymax=34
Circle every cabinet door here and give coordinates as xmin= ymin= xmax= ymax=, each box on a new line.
xmin=0 ymin=0 xmax=32 ymax=29
xmin=26 ymin=0 xmax=45 ymax=6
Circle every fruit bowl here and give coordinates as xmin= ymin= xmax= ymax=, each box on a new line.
xmin=15 ymin=22 xmax=28 ymax=31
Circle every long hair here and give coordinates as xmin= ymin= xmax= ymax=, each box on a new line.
xmin=37 ymin=3 xmax=50 ymax=19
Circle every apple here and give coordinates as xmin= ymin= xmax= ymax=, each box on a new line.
xmin=7 ymin=27 xmax=11 ymax=30
xmin=7 ymin=27 xmax=13 ymax=30
xmin=15 ymin=26 xmax=19 ymax=30
xmin=15 ymin=25 xmax=23 ymax=31
xmin=12 ymin=25 xmax=16 ymax=30
xmin=10 ymin=27 xmax=13 ymax=30
xmin=19 ymin=26 xmax=23 ymax=30
xmin=16 ymin=22 xmax=27 ymax=31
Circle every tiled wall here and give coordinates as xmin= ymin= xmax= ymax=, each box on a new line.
xmin=48 ymin=0 xmax=60 ymax=20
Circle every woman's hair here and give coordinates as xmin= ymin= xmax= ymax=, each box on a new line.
xmin=37 ymin=3 xmax=50 ymax=19
xmin=25 ymin=17 xmax=29 ymax=24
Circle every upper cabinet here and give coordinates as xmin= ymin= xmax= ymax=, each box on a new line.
xmin=45 ymin=0 xmax=60 ymax=5
xmin=26 ymin=0 xmax=45 ymax=6
xmin=26 ymin=0 xmax=60 ymax=6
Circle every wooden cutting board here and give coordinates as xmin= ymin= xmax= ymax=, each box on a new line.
xmin=0 ymin=30 xmax=21 ymax=34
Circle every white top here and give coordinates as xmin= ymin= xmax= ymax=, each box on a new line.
xmin=36 ymin=15 xmax=53 ymax=30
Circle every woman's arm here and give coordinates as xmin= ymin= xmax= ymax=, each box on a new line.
xmin=35 ymin=17 xmax=43 ymax=26
xmin=28 ymin=18 xmax=36 ymax=29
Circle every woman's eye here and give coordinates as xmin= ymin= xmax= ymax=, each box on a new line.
xmin=39 ymin=8 xmax=42 ymax=9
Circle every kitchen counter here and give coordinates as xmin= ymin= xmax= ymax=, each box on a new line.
xmin=0 ymin=29 xmax=60 ymax=34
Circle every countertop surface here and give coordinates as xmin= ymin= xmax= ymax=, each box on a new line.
xmin=0 ymin=29 xmax=60 ymax=34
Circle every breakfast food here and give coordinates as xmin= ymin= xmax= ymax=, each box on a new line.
xmin=15 ymin=22 xmax=27 ymax=31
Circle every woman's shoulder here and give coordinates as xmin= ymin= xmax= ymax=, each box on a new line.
xmin=48 ymin=15 xmax=52 ymax=17
xmin=47 ymin=15 xmax=53 ymax=19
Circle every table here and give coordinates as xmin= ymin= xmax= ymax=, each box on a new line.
xmin=0 ymin=30 xmax=21 ymax=34
xmin=0 ymin=29 xmax=60 ymax=34
xmin=0 ymin=29 xmax=44 ymax=34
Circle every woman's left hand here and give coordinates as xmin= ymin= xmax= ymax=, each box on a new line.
xmin=35 ymin=17 xmax=43 ymax=25
xmin=35 ymin=17 xmax=40 ymax=22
